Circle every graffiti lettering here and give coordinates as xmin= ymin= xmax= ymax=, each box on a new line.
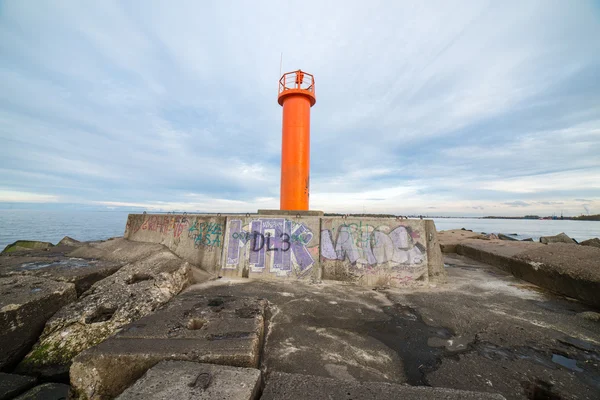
xmin=321 ymin=224 xmax=424 ymax=267
xmin=225 ymin=218 xmax=314 ymax=273
xmin=189 ymin=221 xmax=222 ymax=248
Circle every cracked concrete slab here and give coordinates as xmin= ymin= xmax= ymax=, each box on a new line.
xmin=116 ymin=361 xmax=261 ymax=400
xmin=261 ymin=371 xmax=506 ymax=399
xmin=70 ymin=294 xmax=266 ymax=399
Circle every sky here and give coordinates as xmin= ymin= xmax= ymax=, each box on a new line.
xmin=1 ymin=0 xmax=599 ymax=217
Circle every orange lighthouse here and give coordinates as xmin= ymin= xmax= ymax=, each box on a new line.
xmin=278 ymin=70 xmax=316 ymax=211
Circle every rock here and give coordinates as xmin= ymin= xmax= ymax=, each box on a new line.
xmin=1 ymin=241 xmax=53 ymax=255
xmin=539 ymin=232 xmax=575 ymax=244
xmin=16 ymin=250 xmax=192 ymax=380
xmin=261 ymin=372 xmax=506 ymax=399
xmin=14 ymin=383 xmax=69 ymax=400
xmin=522 ymin=238 xmax=534 ymax=242
xmin=0 ymin=276 xmax=76 ymax=371
xmin=577 ymin=311 xmax=600 ymax=322
xmin=0 ymin=373 xmax=36 ymax=400
xmin=481 ymin=233 xmax=499 ymax=240
xmin=57 ymin=236 xmax=82 ymax=247
xmin=115 ymin=361 xmax=261 ymax=400
xmin=580 ymin=238 xmax=600 ymax=248
xmin=70 ymin=293 xmax=266 ymax=399
xmin=498 ymin=234 xmax=518 ymax=241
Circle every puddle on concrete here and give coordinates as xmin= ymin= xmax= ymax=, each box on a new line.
xmin=427 ymin=336 xmax=471 ymax=352
xmin=20 ymin=259 xmax=93 ymax=270
xmin=364 ymin=304 xmax=458 ymax=385
xmin=552 ymin=354 xmax=583 ymax=372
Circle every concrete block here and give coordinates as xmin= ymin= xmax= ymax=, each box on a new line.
xmin=16 ymin=250 xmax=192 ymax=379
xmin=320 ymin=217 xmax=430 ymax=287
xmin=437 ymin=229 xmax=486 ymax=253
xmin=13 ymin=383 xmax=70 ymax=400
xmin=115 ymin=360 xmax=261 ymax=400
xmin=70 ymin=294 xmax=266 ymax=399
xmin=457 ymin=241 xmax=600 ymax=307
xmin=261 ymin=372 xmax=506 ymax=400
xmin=425 ymin=220 xmax=446 ymax=283
xmin=0 ymin=276 xmax=76 ymax=371
xmin=220 ymin=215 xmax=321 ymax=281
xmin=124 ymin=214 xmax=226 ymax=274
xmin=0 ymin=373 xmax=36 ymax=400
xmin=0 ymin=255 xmax=122 ymax=296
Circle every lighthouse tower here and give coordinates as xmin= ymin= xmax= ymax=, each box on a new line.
xmin=277 ymin=70 xmax=316 ymax=211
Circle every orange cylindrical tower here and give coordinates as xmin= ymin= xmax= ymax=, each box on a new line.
xmin=278 ymin=70 xmax=316 ymax=210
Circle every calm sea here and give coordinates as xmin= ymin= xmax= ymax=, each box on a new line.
xmin=0 ymin=210 xmax=598 ymax=251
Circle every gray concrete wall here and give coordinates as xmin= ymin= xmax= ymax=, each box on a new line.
xmin=124 ymin=214 xmax=226 ymax=274
xmin=123 ymin=214 xmax=444 ymax=286
xmin=220 ymin=215 xmax=321 ymax=281
xmin=320 ymin=217 xmax=431 ymax=287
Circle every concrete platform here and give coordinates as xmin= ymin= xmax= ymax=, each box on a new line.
xmin=116 ymin=361 xmax=261 ymax=400
xmin=261 ymin=371 xmax=506 ymax=399
xmin=70 ymin=294 xmax=266 ymax=399
xmin=177 ymin=254 xmax=600 ymax=399
xmin=0 ymin=276 xmax=76 ymax=371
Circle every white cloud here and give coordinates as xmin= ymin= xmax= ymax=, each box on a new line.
xmin=0 ymin=190 xmax=60 ymax=203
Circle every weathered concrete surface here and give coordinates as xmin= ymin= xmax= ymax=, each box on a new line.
xmin=0 ymin=372 xmax=36 ymax=400
xmin=540 ymin=232 xmax=577 ymax=244
xmin=16 ymin=250 xmax=192 ymax=380
xmin=70 ymin=293 xmax=266 ymax=399
xmin=437 ymin=229 xmax=486 ymax=253
xmin=0 ymin=276 xmax=76 ymax=371
xmin=1 ymin=240 xmax=53 ymax=255
xmin=126 ymin=214 xmax=444 ymax=286
xmin=0 ymin=255 xmax=122 ymax=296
xmin=456 ymin=240 xmax=600 ymax=308
xmin=116 ymin=361 xmax=261 ymax=400
xmin=581 ymin=237 xmax=600 ymax=248
xmin=67 ymin=237 xmax=168 ymax=264
xmin=320 ymin=217 xmax=443 ymax=287
xmin=261 ymin=371 xmax=506 ymax=399
xmin=183 ymin=255 xmax=600 ymax=399
xmin=124 ymin=214 xmax=226 ymax=274
xmin=221 ymin=215 xmax=321 ymax=281
xmin=13 ymin=383 xmax=69 ymax=400
xmin=425 ymin=220 xmax=445 ymax=284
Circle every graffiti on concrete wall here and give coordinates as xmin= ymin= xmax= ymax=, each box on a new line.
xmin=125 ymin=214 xmax=223 ymax=249
xmin=321 ymin=222 xmax=425 ymax=269
xmin=188 ymin=221 xmax=222 ymax=248
xmin=225 ymin=218 xmax=315 ymax=274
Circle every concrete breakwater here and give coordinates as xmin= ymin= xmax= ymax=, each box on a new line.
xmin=0 ymin=216 xmax=599 ymax=399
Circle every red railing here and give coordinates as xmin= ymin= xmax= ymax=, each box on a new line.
xmin=278 ymin=70 xmax=315 ymax=96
